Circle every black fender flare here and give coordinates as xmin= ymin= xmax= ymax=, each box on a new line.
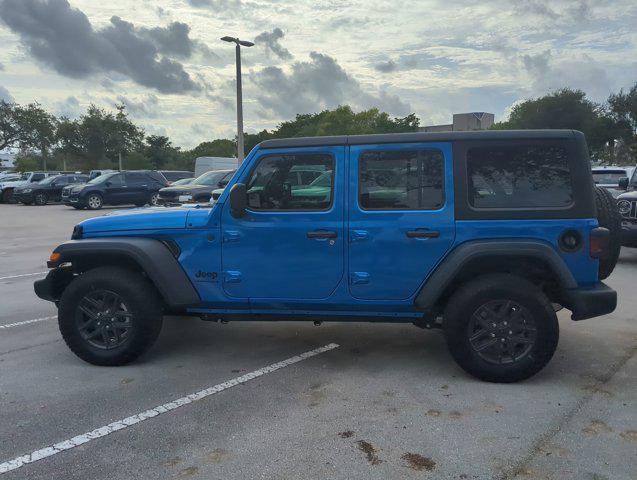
xmin=40 ymin=237 xmax=200 ymax=308
xmin=414 ymin=239 xmax=577 ymax=310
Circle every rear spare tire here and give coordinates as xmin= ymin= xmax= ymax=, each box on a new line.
xmin=594 ymin=186 xmax=621 ymax=279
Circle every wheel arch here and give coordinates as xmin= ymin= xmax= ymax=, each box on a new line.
xmin=414 ymin=239 xmax=578 ymax=314
xmin=40 ymin=237 xmax=200 ymax=310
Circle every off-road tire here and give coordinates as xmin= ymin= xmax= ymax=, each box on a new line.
xmin=34 ymin=192 xmax=48 ymax=206
xmin=443 ymin=274 xmax=559 ymax=383
xmin=58 ymin=267 xmax=163 ymax=366
xmin=86 ymin=193 xmax=103 ymax=210
xmin=594 ymin=186 xmax=621 ymax=279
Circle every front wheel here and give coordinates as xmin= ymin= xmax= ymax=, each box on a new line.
xmin=86 ymin=193 xmax=103 ymax=210
xmin=443 ymin=274 xmax=559 ymax=383
xmin=34 ymin=192 xmax=48 ymax=205
xmin=58 ymin=267 xmax=163 ymax=365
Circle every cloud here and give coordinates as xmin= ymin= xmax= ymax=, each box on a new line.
xmin=0 ymin=62 xmax=4 ymax=71
xmin=187 ymin=0 xmax=241 ymax=8
xmin=0 ymin=85 xmax=13 ymax=103
xmin=0 ymin=0 xmax=201 ymax=94
xmin=254 ymin=28 xmax=293 ymax=60
xmin=250 ymin=52 xmax=411 ymax=118
xmin=54 ymin=95 xmax=81 ymax=118
xmin=115 ymin=94 xmax=160 ymax=118
xmin=374 ymin=60 xmax=397 ymax=73
xmin=522 ymin=49 xmax=611 ymax=99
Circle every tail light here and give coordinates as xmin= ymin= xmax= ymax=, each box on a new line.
xmin=589 ymin=227 xmax=609 ymax=258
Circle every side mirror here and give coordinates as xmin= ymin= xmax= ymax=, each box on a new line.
xmin=229 ymin=183 xmax=247 ymax=218
xmin=618 ymin=177 xmax=629 ymax=190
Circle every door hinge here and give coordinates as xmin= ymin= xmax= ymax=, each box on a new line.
xmin=223 ymin=230 xmax=241 ymax=242
xmin=350 ymin=230 xmax=369 ymax=242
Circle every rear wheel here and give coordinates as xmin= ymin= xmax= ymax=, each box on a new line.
xmin=34 ymin=192 xmax=48 ymax=205
xmin=86 ymin=193 xmax=103 ymax=210
xmin=58 ymin=267 xmax=163 ymax=366
xmin=149 ymin=192 xmax=159 ymax=206
xmin=443 ymin=274 xmax=559 ymax=383
xmin=594 ymin=186 xmax=621 ymax=279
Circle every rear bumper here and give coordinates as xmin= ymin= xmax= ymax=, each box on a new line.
xmin=563 ymin=282 xmax=617 ymax=321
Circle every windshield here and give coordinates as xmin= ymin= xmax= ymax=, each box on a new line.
xmin=20 ymin=172 xmax=30 ymax=180
xmin=193 ymin=171 xmax=228 ymax=186
xmin=87 ymin=172 xmax=117 ymax=184
xmin=38 ymin=176 xmax=58 ymax=185
xmin=592 ymin=171 xmax=628 ymax=185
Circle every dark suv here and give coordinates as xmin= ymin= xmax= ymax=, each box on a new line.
xmin=158 ymin=169 xmax=235 ymax=205
xmin=14 ymin=174 xmax=88 ymax=205
xmin=62 ymin=170 xmax=168 ymax=210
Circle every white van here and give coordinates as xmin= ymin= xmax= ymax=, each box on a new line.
xmin=194 ymin=157 xmax=237 ymax=178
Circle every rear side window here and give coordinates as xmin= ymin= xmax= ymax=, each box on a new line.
xmin=246 ymin=153 xmax=333 ymax=211
xmin=126 ymin=172 xmax=146 ymax=184
xmin=359 ymin=149 xmax=444 ymax=210
xmin=467 ymin=145 xmax=572 ymax=209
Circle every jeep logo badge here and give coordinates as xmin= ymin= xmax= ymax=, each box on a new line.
xmin=195 ymin=270 xmax=218 ymax=282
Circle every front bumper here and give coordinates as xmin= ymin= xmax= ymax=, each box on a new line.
xmin=34 ymin=267 xmax=75 ymax=303
xmin=620 ymin=220 xmax=637 ymax=247
xmin=563 ymin=282 xmax=617 ymax=321
xmin=12 ymin=191 xmax=34 ymax=203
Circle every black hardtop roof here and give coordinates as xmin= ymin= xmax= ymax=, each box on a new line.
xmin=258 ymin=129 xmax=581 ymax=150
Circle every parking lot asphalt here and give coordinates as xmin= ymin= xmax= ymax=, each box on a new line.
xmin=0 ymin=203 xmax=635 ymax=480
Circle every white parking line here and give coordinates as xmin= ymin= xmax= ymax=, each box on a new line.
xmin=0 ymin=316 xmax=56 ymax=330
xmin=0 ymin=342 xmax=340 ymax=474
xmin=0 ymin=271 xmax=47 ymax=281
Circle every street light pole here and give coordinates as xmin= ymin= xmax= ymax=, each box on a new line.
xmin=221 ymin=36 xmax=254 ymax=165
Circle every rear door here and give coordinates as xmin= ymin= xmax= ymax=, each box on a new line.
xmin=348 ymin=142 xmax=455 ymax=300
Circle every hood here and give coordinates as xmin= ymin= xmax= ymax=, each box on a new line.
xmin=617 ymin=190 xmax=637 ymax=200
xmin=80 ymin=207 xmax=191 ymax=234
xmin=1 ymin=179 xmax=28 ymax=188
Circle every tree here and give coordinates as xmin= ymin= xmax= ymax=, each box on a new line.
xmin=492 ymin=89 xmax=630 ymax=161
xmin=181 ymin=139 xmax=236 ymax=170
xmin=16 ymin=103 xmax=57 ymax=170
xmin=144 ymin=135 xmax=181 ymax=170
xmin=0 ymin=101 xmax=22 ymax=150
xmin=608 ymin=83 xmax=637 ymax=135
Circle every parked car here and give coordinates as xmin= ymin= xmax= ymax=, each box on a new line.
xmin=592 ymin=166 xmax=636 ymax=198
xmin=13 ymin=174 xmax=89 ymax=205
xmin=36 ymin=130 xmax=619 ymax=383
xmin=0 ymin=171 xmax=17 ymax=181
xmin=62 ymin=170 xmax=168 ymax=209
xmin=0 ymin=171 xmax=59 ymax=203
xmin=159 ymin=170 xmax=194 ymax=183
xmin=157 ymin=169 xmax=235 ymax=205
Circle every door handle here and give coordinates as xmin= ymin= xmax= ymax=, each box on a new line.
xmin=307 ymin=230 xmax=337 ymax=239
xmin=406 ymin=229 xmax=440 ymax=239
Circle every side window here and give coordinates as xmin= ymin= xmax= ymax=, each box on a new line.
xmin=126 ymin=172 xmax=146 ymax=184
xmin=467 ymin=145 xmax=572 ymax=209
xmin=55 ymin=176 xmax=69 ymax=185
xmin=107 ymin=174 xmax=124 ymax=186
xmin=246 ymin=153 xmax=334 ymax=211
xmin=32 ymin=174 xmax=45 ymax=182
xmin=359 ymin=149 xmax=444 ymax=210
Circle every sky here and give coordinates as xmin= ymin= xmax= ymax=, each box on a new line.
xmin=0 ymin=0 xmax=636 ymax=149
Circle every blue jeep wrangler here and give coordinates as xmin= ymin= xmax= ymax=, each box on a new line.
xmin=35 ymin=130 xmax=618 ymax=382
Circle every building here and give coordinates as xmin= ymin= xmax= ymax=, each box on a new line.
xmin=419 ymin=112 xmax=494 ymax=133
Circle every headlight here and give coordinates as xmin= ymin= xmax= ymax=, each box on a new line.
xmin=72 ymin=186 xmax=83 ymax=193
xmin=617 ymin=200 xmax=631 ymax=216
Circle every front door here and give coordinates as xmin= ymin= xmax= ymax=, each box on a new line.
xmin=348 ymin=142 xmax=455 ymax=300
xmin=103 ymin=173 xmax=127 ymax=204
xmin=221 ymin=147 xmax=344 ymax=300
